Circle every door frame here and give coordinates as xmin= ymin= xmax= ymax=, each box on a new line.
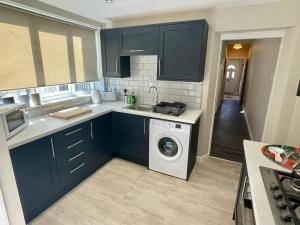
xmin=208 ymin=29 xmax=285 ymax=156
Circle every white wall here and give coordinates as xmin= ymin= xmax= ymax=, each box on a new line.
xmin=0 ymin=122 xmax=25 ymax=225
xmin=112 ymin=0 xmax=300 ymax=156
xmin=243 ymin=38 xmax=281 ymax=141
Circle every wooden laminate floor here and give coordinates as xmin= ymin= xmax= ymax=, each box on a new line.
xmin=210 ymin=99 xmax=250 ymax=163
xmin=30 ymin=158 xmax=241 ymax=225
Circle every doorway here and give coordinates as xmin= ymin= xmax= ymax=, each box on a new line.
xmin=210 ymin=38 xmax=281 ymax=163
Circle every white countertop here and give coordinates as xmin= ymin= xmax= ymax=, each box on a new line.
xmin=7 ymin=101 xmax=201 ymax=149
xmin=243 ymin=140 xmax=290 ymax=225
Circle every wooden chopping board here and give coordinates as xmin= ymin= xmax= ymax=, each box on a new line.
xmin=49 ymin=107 xmax=92 ymax=120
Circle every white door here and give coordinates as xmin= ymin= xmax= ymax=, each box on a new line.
xmin=224 ymin=59 xmax=244 ymax=95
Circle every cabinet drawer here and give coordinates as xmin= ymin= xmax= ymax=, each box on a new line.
xmin=59 ymin=157 xmax=89 ymax=191
xmin=56 ymin=138 xmax=91 ymax=171
xmin=53 ymin=123 xmax=91 ymax=149
xmin=68 ymin=150 xmax=88 ymax=170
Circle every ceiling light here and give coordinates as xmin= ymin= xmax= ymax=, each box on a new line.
xmin=233 ymin=44 xmax=243 ymax=50
xmin=106 ymin=0 xmax=113 ymax=3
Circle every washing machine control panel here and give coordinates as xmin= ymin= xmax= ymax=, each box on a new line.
xmin=150 ymin=119 xmax=187 ymax=131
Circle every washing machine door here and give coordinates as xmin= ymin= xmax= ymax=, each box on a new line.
xmin=156 ymin=133 xmax=183 ymax=161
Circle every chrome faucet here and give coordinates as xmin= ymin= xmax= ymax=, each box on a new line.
xmin=149 ymin=86 xmax=159 ymax=105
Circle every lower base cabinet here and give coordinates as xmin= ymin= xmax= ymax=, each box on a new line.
xmin=10 ymin=112 xmax=197 ymax=223
xmin=89 ymin=113 xmax=113 ymax=171
xmin=10 ymin=114 xmax=113 ymax=223
xmin=113 ymin=112 xmax=149 ymax=166
xmin=10 ymin=137 xmax=60 ymax=223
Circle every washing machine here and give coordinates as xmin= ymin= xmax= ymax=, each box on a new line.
xmin=149 ymin=119 xmax=191 ymax=180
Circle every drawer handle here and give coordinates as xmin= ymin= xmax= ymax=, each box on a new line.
xmin=65 ymin=128 xmax=82 ymax=136
xmin=116 ymin=58 xmax=118 ymax=75
xmin=158 ymin=59 xmax=161 ymax=77
xmin=69 ymin=152 xmax=85 ymax=162
xmin=50 ymin=137 xmax=55 ymax=159
xmin=69 ymin=163 xmax=86 ymax=174
xmin=67 ymin=140 xmax=84 ymax=149
xmin=129 ymin=49 xmax=144 ymax=53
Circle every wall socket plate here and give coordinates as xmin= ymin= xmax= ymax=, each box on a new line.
xmin=298 ymin=81 xmax=300 ymax=97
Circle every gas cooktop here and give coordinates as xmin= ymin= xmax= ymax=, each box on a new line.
xmin=260 ymin=166 xmax=300 ymax=225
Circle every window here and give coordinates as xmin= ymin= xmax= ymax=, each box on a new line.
xmin=0 ymin=6 xmax=98 ymax=91
xmin=226 ymin=64 xmax=236 ymax=80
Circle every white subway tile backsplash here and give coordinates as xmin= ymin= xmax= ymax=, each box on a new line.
xmin=188 ymin=90 xmax=202 ymax=97
xmin=108 ymin=55 xmax=202 ymax=109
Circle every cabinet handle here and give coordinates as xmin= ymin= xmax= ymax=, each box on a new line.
xmin=65 ymin=128 xmax=82 ymax=136
xmin=69 ymin=152 xmax=85 ymax=162
xmin=69 ymin=163 xmax=86 ymax=174
xmin=50 ymin=137 xmax=55 ymax=159
xmin=129 ymin=49 xmax=144 ymax=53
xmin=240 ymin=176 xmax=248 ymax=204
xmin=90 ymin=122 xmax=94 ymax=139
xmin=116 ymin=58 xmax=118 ymax=75
xmin=158 ymin=59 xmax=161 ymax=77
xmin=67 ymin=140 xmax=84 ymax=150
xmin=144 ymin=119 xmax=146 ymax=135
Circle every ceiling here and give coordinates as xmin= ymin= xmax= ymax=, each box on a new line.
xmin=37 ymin=0 xmax=281 ymax=22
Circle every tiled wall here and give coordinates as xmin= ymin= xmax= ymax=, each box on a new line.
xmin=109 ymin=56 xmax=203 ymax=109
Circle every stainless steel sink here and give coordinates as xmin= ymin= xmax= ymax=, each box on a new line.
xmin=123 ymin=104 xmax=153 ymax=112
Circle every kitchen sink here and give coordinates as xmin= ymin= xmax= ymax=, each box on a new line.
xmin=123 ymin=104 xmax=153 ymax=112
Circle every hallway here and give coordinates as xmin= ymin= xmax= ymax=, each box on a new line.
xmin=210 ymin=99 xmax=250 ymax=163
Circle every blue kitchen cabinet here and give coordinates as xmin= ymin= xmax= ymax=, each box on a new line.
xmin=9 ymin=112 xmax=149 ymax=223
xmin=158 ymin=20 xmax=208 ymax=82
xmin=51 ymin=122 xmax=93 ymax=194
xmin=10 ymin=136 xmax=60 ymax=223
xmin=113 ymin=112 xmax=149 ymax=166
xmin=120 ymin=26 xmax=159 ymax=55
xmin=90 ymin=113 xmax=113 ymax=171
xmin=101 ymin=29 xmax=130 ymax=78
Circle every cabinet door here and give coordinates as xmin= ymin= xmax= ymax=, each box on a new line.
xmin=158 ymin=20 xmax=208 ymax=82
xmin=113 ymin=113 xmax=149 ymax=166
xmin=10 ymin=137 xmax=59 ymax=223
xmin=101 ymin=30 xmax=130 ymax=78
xmin=90 ymin=113 xmax=113 ymax=170
xmin=120 ymin=26 xmax=159 ymax=55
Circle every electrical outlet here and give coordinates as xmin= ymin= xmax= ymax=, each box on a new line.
xmin=298 ymin=81 xmax=300 ymax=97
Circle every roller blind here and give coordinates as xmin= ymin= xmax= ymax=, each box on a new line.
xmin=0 ymin=6 xmax=98 ymax=91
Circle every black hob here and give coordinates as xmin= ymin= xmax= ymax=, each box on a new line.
xmin=260 ymin=166 xmax=300 ymax=225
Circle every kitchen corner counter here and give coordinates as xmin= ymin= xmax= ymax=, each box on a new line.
xmin=243 ymin=140 xmax=290 ymax=225
xmin=7 ymin=101 xmax=201 ymax=150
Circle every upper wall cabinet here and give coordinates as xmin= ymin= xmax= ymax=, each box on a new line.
xmin=100 ymin=20 xmax=208 ymax=81
xmin=120 ymin=27 xmax=159 ymax=55
xmin=158 ymin=20 xmax=208 ymax=82
xmin=101 ymin=30 xmax=130 ymax=78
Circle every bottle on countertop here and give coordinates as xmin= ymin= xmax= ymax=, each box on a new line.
xmin=124 ymin=89 xmax=128 ymax=104
xmin=131 ymin=92 xmax=136 ymax=105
